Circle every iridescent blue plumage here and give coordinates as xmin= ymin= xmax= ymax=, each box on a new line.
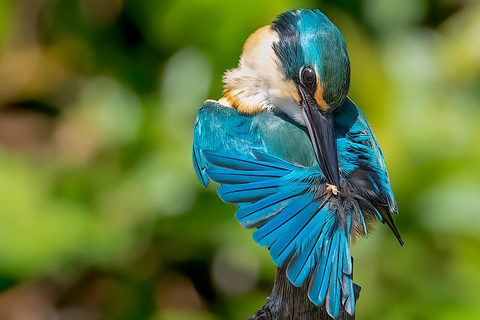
xmin=192 ymin=9 xmax=402 ymax=319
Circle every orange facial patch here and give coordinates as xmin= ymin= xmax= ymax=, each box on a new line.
xmin=313 ymin=67 xmax=328 ymax=112
xmin=314 ymin=84 xmax=328 ymax=112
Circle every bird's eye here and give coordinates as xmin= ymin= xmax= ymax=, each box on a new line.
xmin=301 ymin=67 xmax=315 ymax=87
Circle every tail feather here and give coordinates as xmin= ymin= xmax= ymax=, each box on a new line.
xmin=308 ymin=233 xmax=333 ymax=306
xmin=307 ymin=224 xmax=353 ymax=319
xmin=326 ymin=230 xmax=341 ymax=319
xmin=343 ymin=272 xmax=355 ymax=315
xmin=314 ymin=230 xmax=335 ymax=306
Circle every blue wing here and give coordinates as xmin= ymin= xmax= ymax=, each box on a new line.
xmin=193 ymin=100 xmax=315 ymax=186
xmin=335 ymin=98 xmax=402 ymax=243
xmin=193 ymin=101 xmax=261 ymax=187
xmin=193 ymin=99 xmax=401 ymax=319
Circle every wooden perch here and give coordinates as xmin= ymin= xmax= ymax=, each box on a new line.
xmin=246 ymin=263 xmax=360 ymax=320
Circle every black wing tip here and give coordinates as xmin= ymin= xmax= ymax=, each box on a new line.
xmin=199 ymin=175 xmax=209 ymax=188
xmin=193 ymin=148 xmax=210 ymax=188
xmin=389 ymin=223 xmax=404 ymax=246
xmin=194 ymin=166 xmax=209 ymax=187
xmin=375 ymin=205 xmax=404 ymax=247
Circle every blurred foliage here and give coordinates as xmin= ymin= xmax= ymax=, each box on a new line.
xmin=0 ymin=0 xmax=479 ymax=319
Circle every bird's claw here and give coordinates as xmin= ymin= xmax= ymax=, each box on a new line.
xmin=326 ymin=184 xmax=338 ymax=196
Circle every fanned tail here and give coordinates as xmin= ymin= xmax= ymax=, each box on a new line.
xmin=306 ymin=215 xmax=355 ymax=317
xmin=203 ymin=149 xmax=356 ymax=318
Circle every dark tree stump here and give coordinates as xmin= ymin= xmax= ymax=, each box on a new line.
xmin=247 ymin=264 xmax=360 ymax=320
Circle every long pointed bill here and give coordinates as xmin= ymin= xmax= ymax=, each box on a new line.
xmin=299 ymin=88 xmax=340 ymax=190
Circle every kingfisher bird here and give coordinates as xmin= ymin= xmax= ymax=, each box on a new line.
xmin=193 ymin=9 xmax=403 ymax=319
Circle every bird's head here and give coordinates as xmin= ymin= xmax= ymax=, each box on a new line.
xmin=221 ymin=9 xmax=350 ymax=189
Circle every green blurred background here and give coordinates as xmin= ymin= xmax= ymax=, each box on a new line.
xmin=0 ymin=0 xmax=479 ymax=319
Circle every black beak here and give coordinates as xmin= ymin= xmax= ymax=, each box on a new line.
xmin=299 ymin=88 xmax=340 ymax=189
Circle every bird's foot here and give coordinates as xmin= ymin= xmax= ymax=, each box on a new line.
xmin=326 ymin=184 xmax=338 ymax=196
